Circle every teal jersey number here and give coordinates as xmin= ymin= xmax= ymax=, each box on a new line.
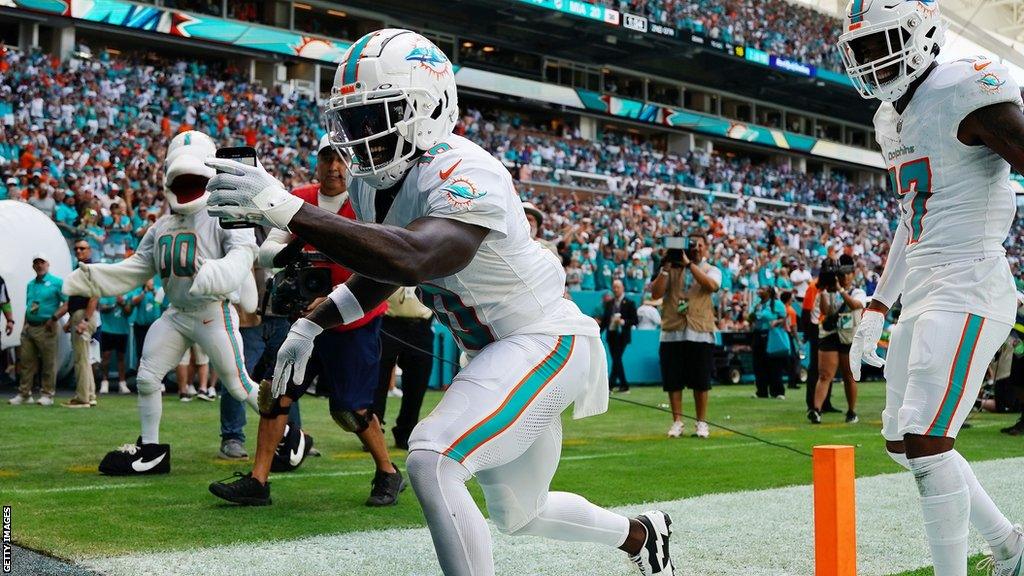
xmin=419 ymin=283 xmax=495 ymax=351
xmin=157 ymin=233 xmax=198 ymax=278
xmin=890 ymin=157 xmax=932 ymax=244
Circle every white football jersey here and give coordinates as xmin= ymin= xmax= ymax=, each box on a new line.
xmin=135 ymin=211 xmax=257 ymax=309
xmin=349 ymin=134 xmax=596 ymax=352
xmin=875 ymin=58 xmax=1021 ymax=323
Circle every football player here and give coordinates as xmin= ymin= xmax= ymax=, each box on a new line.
xmin=64 ymin=130 xmax=259 ymax=476
xmin=841 ymin=2 xmax=1024 ymax=574
xmin=206 ymin=29 xmax=674 ymax=576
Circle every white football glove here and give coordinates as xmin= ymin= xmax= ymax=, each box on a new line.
xmin=849 ymin=310 xmax=886 ymax=382
xmin=63 ymin=265 xmax=102 ymax=297
xmin=205 ymin=158 xmax=304 ymax=230
xmin=271 ymin=318 xmax=324 ymax=398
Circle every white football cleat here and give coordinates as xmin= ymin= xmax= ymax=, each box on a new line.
xmin=37 ymin=395 xmax=54 ymax=406
xmin=118 ymin=381 xmax=131 ymax=394
xmin=979 ymin=525 xmax=1024 ymax=576
xmin=695 ymin=421 xmax=710 ymax=439
xmin=8 ymin=394 xmax=28 ymax=405
xmin=629 ymin=511 xmax=674 ymax=575
xmin=667 ymin=421 xmax=683 ymax=438
xmin=99 ymin=380 xmax=109 ymax=394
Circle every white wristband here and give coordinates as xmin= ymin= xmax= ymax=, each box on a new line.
xmin=328 ymin=283 xmax=364 ymax=325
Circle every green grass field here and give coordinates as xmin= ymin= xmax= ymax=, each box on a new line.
xmin=2 ymin=381 xmax=1022 ymax=574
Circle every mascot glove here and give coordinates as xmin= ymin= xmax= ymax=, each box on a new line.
xmin=849 ymin=309 xmax=886 ymax=382
xmin=63 ymin=266 xmax=102 ymax=297
xmin=271 ymin=318 xmax=324 ymax=398
xmin=205 ymin=158 xmax=304 ymax=230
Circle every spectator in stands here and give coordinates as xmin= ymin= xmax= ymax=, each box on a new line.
xmin=10 ymin=254 xmax=67 ymax=406
xmin=751 ymin=286 xmax=786 ymax=399
xmin=102 ymin=199 xmax=133 ymax=261
xmin=97 ymin=292 xmax=133 ymax=395
xmin=636 ymin=294 xmax=662 ymax=330
xmin=601 ymin=279 xmax=638 ymax=393
xmin=62 ymin=241 xmax=99 ymax=408
xmin=652 ymin=233 xmax=720 ymax=439
xmin=790 ymin=260 xmax=811 ymax=308
xmin=808 ymin=257 xmax=864 ymax=425
xmin=373 ymin=286 xmax=435 ymax=450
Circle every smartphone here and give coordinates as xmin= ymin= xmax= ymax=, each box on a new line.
xmin=214 ymin=146 xmax=260 ymax=229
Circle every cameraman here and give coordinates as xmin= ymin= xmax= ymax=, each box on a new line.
xmin=212 ymin=136 xmax=398 ymax=507
xmin=651 ymin=233 xmax=720 ymax=439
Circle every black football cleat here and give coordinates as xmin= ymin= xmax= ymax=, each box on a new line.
xmin=365 ymin=466 xmax=406 ymax=507
xmin=209 ymin=472 xmax=272 ymax=506
xmin=270 ymin=424 xmax=314 ymax=472
xmin=99 ymin=438 xmax=170 ymax=476
xmin=630 ymin=511 xmax=674 ymax=575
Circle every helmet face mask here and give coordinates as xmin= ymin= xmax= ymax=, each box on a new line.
xmin=322 ymin=30 xmax=459 ymax=188
xmin=837 ymin=0 xmax=944 ymax=102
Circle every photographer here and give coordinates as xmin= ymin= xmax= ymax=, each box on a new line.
xmin=808 ymin=255 xmax=865 ymax=425
xmin=212 ymin=136 xmax=399 ymax=507
xmin=651 ymin=233 xmax=720 ymax=439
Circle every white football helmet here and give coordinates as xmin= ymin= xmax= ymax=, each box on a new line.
xmin=837 ymin=0 xmax=945 ymax=102
xmin=164 ymin=130 xmax=217 ymax=215
xmin=322 ymin=29 xmax=459 ymax=189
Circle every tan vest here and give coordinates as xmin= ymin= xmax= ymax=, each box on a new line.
xmin=661 ymin=263 xmax=717 ymax=333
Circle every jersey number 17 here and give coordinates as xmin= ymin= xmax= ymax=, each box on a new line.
xmin=888 ymin=157 xmax=931 ymax=244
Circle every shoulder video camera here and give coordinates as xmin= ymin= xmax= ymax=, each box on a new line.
xmin=663 ymin=237 xmax=697 ymax=268
xmin=265 ymin=252 xmax=334 ymax=317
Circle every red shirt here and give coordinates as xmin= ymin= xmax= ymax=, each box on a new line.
xmin=291 ymin=183 xmax=387 ymax=332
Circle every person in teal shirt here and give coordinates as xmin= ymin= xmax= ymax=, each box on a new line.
xmin=98 ymin=293 xmax=133 ymax=392
xmin=54 ymin=193 xmax=79 ymax=239
xmin=128 ymin=279 xmax=164 ymax=360
xmin=13 ymin=256 xmax=68 ymax=405
xmin=751 ymin=286 xmax=788 ymax=399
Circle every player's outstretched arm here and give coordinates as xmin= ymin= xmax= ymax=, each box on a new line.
xmin=958 ymin=101 xmax=1024 ymax=173
xmin=287 ymin=205 xmax=490 ymax=286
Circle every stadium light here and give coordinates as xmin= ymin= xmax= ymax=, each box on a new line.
xmin=462 ymin=41 xmax=473 ymax=48
xmin=482 ymin=46 xmax=495 ymax=53
xmin=327 ymin=9 xmax=346 ymax=17
xmin=294 ymin=3 xmax=311 ymax=9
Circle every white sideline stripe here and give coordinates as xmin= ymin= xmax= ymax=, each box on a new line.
xmin=3 ymin=483 xmax=153 ymax=495
xmin=82 ymin=456 xmax=1024 ymax=576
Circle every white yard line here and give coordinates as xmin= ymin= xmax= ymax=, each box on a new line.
xmin=81 ymin=457 xmax=1024 ymax=576
xmin=3 ymin=483 xmax=154 ymax=495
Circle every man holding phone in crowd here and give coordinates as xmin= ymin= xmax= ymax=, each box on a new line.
xmin=210 ymin=134 xmax=400 ymax=507
xmin=652 ymin=234 xmax=720 ymax=438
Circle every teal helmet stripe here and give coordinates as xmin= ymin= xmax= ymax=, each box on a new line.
xmin=342 ymin=33 xmax=375 ymax=86
xmin=850 ymin=0 xmax=864 ymax=22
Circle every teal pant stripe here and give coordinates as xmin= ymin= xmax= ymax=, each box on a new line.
xmin=221 ymin=302 xmax=251 ymax=393
xmin=445 ymin=336 xmax=574 ymax=461
xmin=928 ymin=315 xmax=984 ymax=436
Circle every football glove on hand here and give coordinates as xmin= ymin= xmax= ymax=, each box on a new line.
xmin=63 ymin=265 xmax=102 ymax=297
xmin=849 ymin=310 xmax=886 ymax=382
xmin=205 ymin=158 xmax=304 ymax=230
xmin=271 ymin=318 xmax=323 ymax=399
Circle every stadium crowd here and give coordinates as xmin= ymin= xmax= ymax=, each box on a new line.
xmin=1 ymin=45 xmax=1022 ymax=399
xmin=606 ymin=0 xmax=844 ymax=72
